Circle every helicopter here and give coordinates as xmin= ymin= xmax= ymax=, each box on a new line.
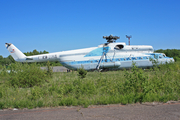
xmin=5 ymin=35 xmax=174 ymax=71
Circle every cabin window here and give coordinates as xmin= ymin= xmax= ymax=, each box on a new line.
xmin=114 ymin=45 xmax=124 ymax=50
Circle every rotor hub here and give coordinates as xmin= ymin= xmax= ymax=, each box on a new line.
xmin=103 ymin=35 xmax=120 ymax=43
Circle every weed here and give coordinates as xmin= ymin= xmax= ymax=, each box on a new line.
xmin=46 ymin=61 xmax=53 ymax=78
xmin=37 ymin=100 xmax=43 ymax=107
xmin=9 ymin=63 xmax=46 ymax=88
xmin=29 ymin=86 xmax=43 ymax=100
xmin=0 ymin=92 xmax=2 ymax=98
xmin=0 ymin=102 xmax=4 ymax=109
xmin=0 ymin=62 xmax=180 ymax=109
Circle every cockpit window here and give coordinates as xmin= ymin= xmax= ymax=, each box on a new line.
xmin=114 ymin=45 xmax=124 ymax=50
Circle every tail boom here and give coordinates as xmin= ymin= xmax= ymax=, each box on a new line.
xmin=5 ymin=43 xmax=59 ymax=63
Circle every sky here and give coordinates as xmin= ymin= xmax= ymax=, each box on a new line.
xmin=1 ymin=0 xmax=180 ymax=57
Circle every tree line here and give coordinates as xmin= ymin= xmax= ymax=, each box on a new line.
xmin=155 ymin=49 xmax=180 ymax=58
xmin=155 ymin=49 xmax=180 ymax=61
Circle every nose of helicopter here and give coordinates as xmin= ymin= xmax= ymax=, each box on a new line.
xmin=168 ymin=57 xmax=175 ymax=63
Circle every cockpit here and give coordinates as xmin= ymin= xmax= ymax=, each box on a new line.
xmin=159 ymin=54 xmax=166 ymax=58
xmin=151 ymin=53 xmax=167 ymax=59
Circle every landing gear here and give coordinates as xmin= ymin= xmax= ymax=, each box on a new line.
xmin=67 ymin=69 xmax=70 ymax=73
xmin=96 ymin=52 xmax=105 ymax=70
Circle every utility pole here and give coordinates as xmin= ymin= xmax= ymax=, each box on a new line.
xmin=126 ymin=35 xmax=132 ymax=46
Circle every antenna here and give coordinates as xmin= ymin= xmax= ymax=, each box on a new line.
xmin=126 ymin=35 xmax=132 ymax=45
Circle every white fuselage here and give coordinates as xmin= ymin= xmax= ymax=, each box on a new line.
xmin=5 ymin=42 xmax=174 ymax=71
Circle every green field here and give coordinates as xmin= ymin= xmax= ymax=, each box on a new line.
xmin=0 ymin=61 xmax=180 ymax=109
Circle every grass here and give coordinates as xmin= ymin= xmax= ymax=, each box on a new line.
xmin=0 ymin=62 xmax=180 ymax=109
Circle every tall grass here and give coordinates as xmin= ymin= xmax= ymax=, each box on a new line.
xmin=0 ymin=62 xmax=180 ymax=109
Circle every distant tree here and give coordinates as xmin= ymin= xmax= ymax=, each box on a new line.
xmin=7 ymin=55 xmax=15 ymax=63
xmin=29 ymin=52 xmax=33 ymax=56
xmin=24 ymin=52 xmax=30 ymax=56
xmin=40 ymin=51 xmax=43 ymax=54
xmin=155 ymin=49 xmax=180 ymax=58
xmin=33 ymin=49 xmax=39 ymax=55
xmin=0 ymin=56 xmax=4 ymax=65
xmin=3 ymin=58 xmax=11 ymax=65
xmin=43 ymin=50 xmax=49 ymax=54
xmin=0 ymin=55 xmax=15 ymax=66
xmin=0 ymin=55 xmax=3 ymax=59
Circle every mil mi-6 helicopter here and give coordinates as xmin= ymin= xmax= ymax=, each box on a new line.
xmin=5 ymin=35 xmax=174 ymax=71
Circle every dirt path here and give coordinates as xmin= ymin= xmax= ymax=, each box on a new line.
xmin=0 ymin=102 xmax=180 ymax=120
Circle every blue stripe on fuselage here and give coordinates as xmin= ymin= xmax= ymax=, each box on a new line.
xmin=61 ymin=56 xmax=173 ymax=66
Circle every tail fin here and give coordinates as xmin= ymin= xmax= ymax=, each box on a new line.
xmin=5 ymin=43 xmax=26 ymax=61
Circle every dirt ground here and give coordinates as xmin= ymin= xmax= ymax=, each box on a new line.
xmin=0 ymin=101 xmax=180 ymax=120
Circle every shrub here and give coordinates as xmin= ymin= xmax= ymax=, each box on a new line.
xmin=77 ymin=67 xmax=87 ymax=79
xmin=9 ymin=63 xmax=46 ymax=88
xmin=174 ymin=57 xmax=178 ymax=62
xmin=29 ymin=86 xmax=43 ymax=100
xmin=0 ymin=65 xmax=9 ymax=77
xmin=123 ymin=62 xmax=150 ymax=103
xmin=46 ymin=61 xmax=53 ymax=78
xmin=0 ymin=61 xmax=180 ymax=109
xmin=0 ymin=102 xmax=4 ymax=109
xmin=37 ymin=100 xmax=43 ymax=107
xmin=0 ymin=92 xmax=2 ymax=98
